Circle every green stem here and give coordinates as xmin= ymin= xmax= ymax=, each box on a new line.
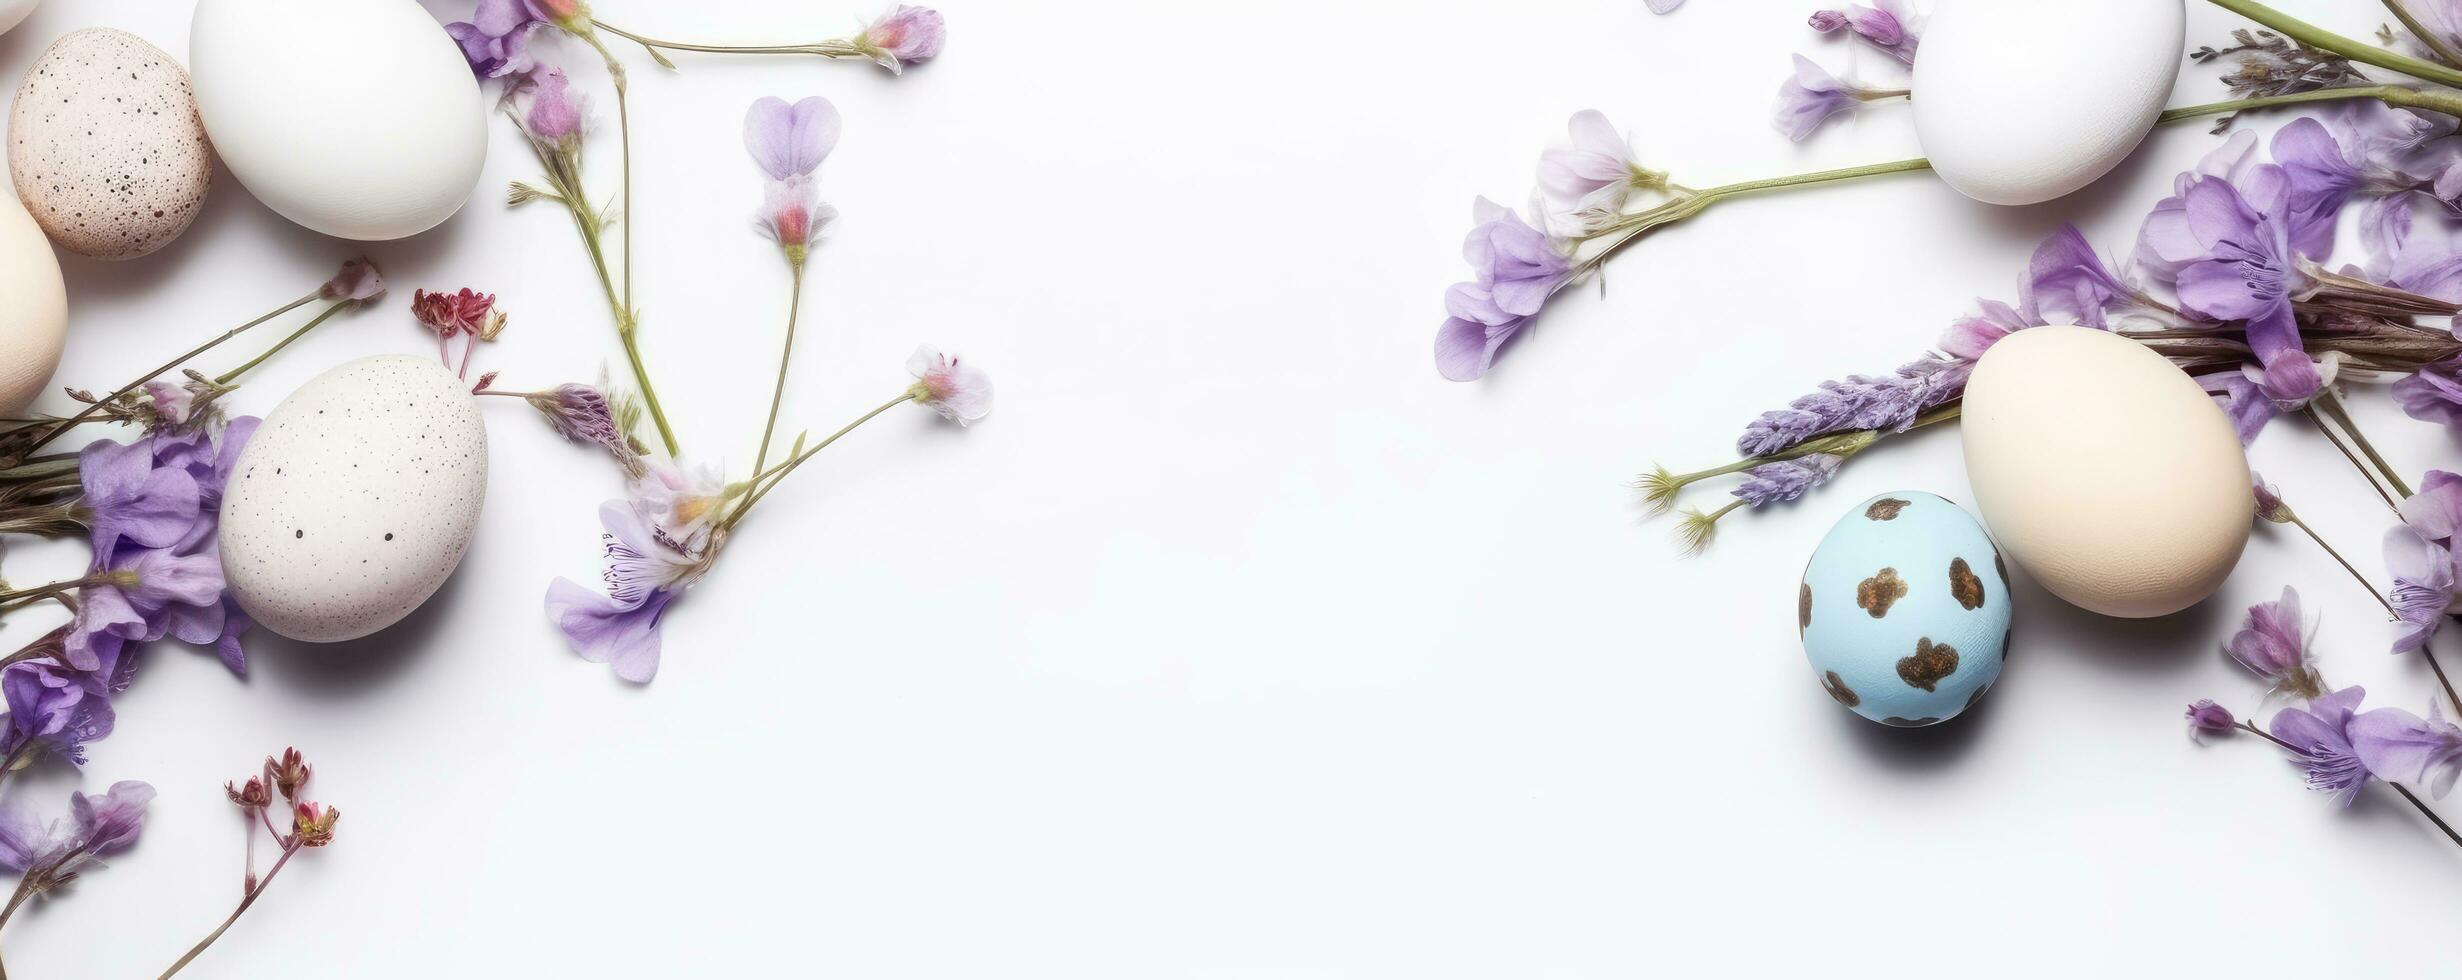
xmin=593 ymin=20 xmax=863 ymax=59
xmin=20 ymin=293 xmax=318 ymax=456
xmin=2206 ymin=0 xmax=2462 ymax=89
xmin=2304 ymin=407 xmax=2403 ymax=515
xmin=211 ymin=303 xmax=347 ymax=386
xmin=2316 ymin=392 xmax=2412 ymax=499
xmin=721 ymin=393 xmax=915 ymax=533
xmin=2385 ymin=0 xmax=2462 ymax=70
xmin=754 ymin=263 xmax=807 ymax=478
xmin=2283 ymin=513 xmax=2398 ymax=618
xmin=158 ymin=844 xmax=299 ymax=979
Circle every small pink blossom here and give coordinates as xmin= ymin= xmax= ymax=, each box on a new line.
xmin=144 ymin=382 xmax=195 ymax=427
xmin=859 ymin=5 xmax=945 ymax=74
xmin=906 ymin=345 xmax=992 ymax=425
xmin=521 ymin=68 xmax=587 ymax=144
xmin=319 ymin=257 xmax=386 ymax=305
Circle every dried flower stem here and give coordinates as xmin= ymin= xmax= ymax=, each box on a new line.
xmin=593 ymin=20 xmax=867 ymax=62
xmin=210 ymin=302 xmax=349 ymax=386
xmin=2280 ymin=512 xmax=2398 ymax=618
xmin=754 ymin=263 xmax=807 ymax=477
xmin=2208 ymin=0 xmax=2462 ymax=89
xmin=156 ymin=841 xmax=301 ymax=979
xmin=2315 ymin=392 xmax=2412 ymax=499
xmin=2304 ymin=407 xmax=2403 ymax=514
xmin=722 ymin=393 xmax=915 ymax=533
xmin=2235 ymin=719 xmax=2462 ymax=848
xmin=11 ymin=293 xmax=319 ymax=459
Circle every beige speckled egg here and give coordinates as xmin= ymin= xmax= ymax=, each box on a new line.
xmin=219 ymin=355 xmax=490 ymax=643
xmin=7 ymin=28 xmax=211 ymax=260
xmin=0 ymin=185 xmax=66 ymax=416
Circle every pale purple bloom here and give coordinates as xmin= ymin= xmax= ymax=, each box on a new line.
xmin=757 ymin=178 xmax=835 ymax=251
xmin=522 ymin=68 xmax=586 ymax=142
xmin=78 ymin=436 xmax=201 ymax=560
xmin=2396 ymin=358 xmax=2462 ymax=429
xmin=2203 ymin=372 xmax=2276 ymax=445
xmin=2139 ymin=131 xmax=2274 ymax=283
xmin=2270 ymin=105 xmax=2446 ymax=259
xmin=2251 ymin=471 xmax=2289 ymax=523
xmin=2146 ymin=156 xmax=2321 ymax=409
xmin=859 ymin=5 xmax=945 ymax=74
xmin=2270 ymin=686 xmax=2374 ymax=805
xmin=547 ymin=466 xmax=720 ymax=683
xmin=908 ymin=345 xmax=993 ymax=425
xmin=1808 ymin=1 xmax=1920 ymax=64
xmin=1537 ymin=110 xmax=1645 ymax=233
xmin=2025 ymin=225 xmax=2165 ymax=329
xmin=443 ymin=0 xmax=554 ymax=79
xmin=2402 ymin=469 xmax=2462 ymax=542
xmin=0 ymin=663 xmax=114 ymax=767
xmin=0 ymin=781 xmax=152 ymax=874
xmin=2371 ymin=215 xmax=2462 ymax=302
xmin=2386 ymin=524 xmax=2457 ymax=653
xmin=319 ymin=257 xmax=386 ymax=305
xmin=2187 ymin=700 xmax=2237 ymax=739
xmin=1734 ymin=355 xmax=1966 ymax=458
xmin=2225 ymin=587 xmax=2321 ymax=697
xmin=1732 ymin=454 xmax=1841 ymax=507
xmin=2352 ymin=701 xmax=2462 ymax=798
xmin=527 ymin=384 xmax=637 ymax=471
xmin=744 ymin=97 xmax=842 ymax=183
xmin=1772 ymin=55 xmax=1872 ymax=143
xmin=1435 ymin=198 xmax=1573 ymax=381
xmin=143 ymin=382 xmax=195 ymax=428
xmin=1937 ymin=299 xmax=2039 ymax=361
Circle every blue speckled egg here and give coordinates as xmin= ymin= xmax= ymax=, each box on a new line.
xmin=1800 ymin=492 xmax=2011 ymax=727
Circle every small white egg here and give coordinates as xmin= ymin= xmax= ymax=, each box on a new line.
xmin=1913 ymin=0 xmax=2185 ymax=205
xmin=219 ymin=355 xmax=489 ymax=643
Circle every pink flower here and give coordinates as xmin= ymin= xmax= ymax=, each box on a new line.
xmin=859 ymin=5 xmax=945 ymax=74
xmin=144 ymin=382 xmax=195 ymax=427
xmin=318 ymin=257 xmax=386 ymax=305
xmin=906 ymin=345 xmax=992 ymax=425
xmin=520 ymin=68 xmax=587 ymax=144
xmin=411 ymin=289 xmax=498 ymax=340
xmin=757 ymin=178 xmax=837 ymax=254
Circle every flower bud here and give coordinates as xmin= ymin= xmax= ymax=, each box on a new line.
xmin=226 ymin=776 xmax=272 ymax=810
xmin=270 ymin=747 xmax=311 ymax=801
xmin=293 ymin=801 xmax=340 ymax=847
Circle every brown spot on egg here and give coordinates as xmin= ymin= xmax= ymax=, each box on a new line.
xmin=1857 ymin=568 xmax=1907 ymax=618
xmin=1822 ymin=671 xmax=1859 ymax=708
xmin=1880 ymin=715 xmax=1941 ymax=728
xmin=1949 ymin=557 xmax=1986 ymax=610
xmin=1897 ymin=638 xmax=1958 ymax=692
xmin=1865 ymin=497 xmax=1912 ymax=521
xmin=1799 ymin=582 xmax=1812 ymax=634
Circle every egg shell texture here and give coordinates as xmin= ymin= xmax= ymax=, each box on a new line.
xmin=189 ymin=0 xmax=485 ymax=241
xmin=1913 ymin=0 xmax=2185 ymax=205
xmin=7 ymin=28 xmax=211 ymax=260
xmin=1961 ymin=326 xmax=2252 ymax=618
xmin=1801 ymin=492 xmax=2011 ymax=728
xmin=0 ymin=187 xmax=64 ymax=416
xmin=219 ymin=355 xmax=488 ymax=643
xmin=0 ymin=1 xmax=35 ymax=38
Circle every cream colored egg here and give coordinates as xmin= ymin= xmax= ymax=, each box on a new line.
xmin=0 ymin=186 xmax=65 ymax=416
xmin=1914 ymin=0 xmax=2184 ymax=205
xmin=219 ymin=355 xmax=488 ymax=643
xmin=7 ymin=28 xmax=212 ymax=259
xmin=1961 ymin=327 xmax=2251 ymax=618
xmin=189 ymin=0 xmax=485 ymax=241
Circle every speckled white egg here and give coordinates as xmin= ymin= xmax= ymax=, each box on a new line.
xmin=1962 ymin=326 xmax=2251 ymax=618
xmin=0 ymin=1 xmax=37 ymax=38
xmin=7 ymin=28 xmax=212 ymax=260
xmin=219 ymin=355 xmax=488 ymax=643
xmin=0 ymin=186 xmax=64 ymax=417
xmin=1801 ymin=492 xmax=2011 ymax=728
xmin=190 ymin=0 xmax=485 ymax=240
xmin=1913 ymin=0 xmax=2184 ymax=205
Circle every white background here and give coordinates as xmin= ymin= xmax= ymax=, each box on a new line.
xmin=0 ymin=0 xmax=2456 ymax=976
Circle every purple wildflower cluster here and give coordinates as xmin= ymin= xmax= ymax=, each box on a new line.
xmin=1774 ymin=3 xmax=1922 ymax=142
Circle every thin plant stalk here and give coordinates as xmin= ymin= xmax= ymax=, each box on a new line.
xmin=754 ymin=263 xmax=806 ymax=477
xmin=2280 ymin=512 xmax=2399 ymax=619
xmin=2305 ymin=407 xmax=2402 ymax=515
xmin=593 ymin=20 xmax=867 ymax=61
xmin=2384 ymin=0 xmax=2462 ymax=69
xmin=211 ymin=303 xmax=348 ymax=386
xmin=2315 ymin=392 xmax=2413 ymax=499
xmin=722 ymin=393 xmax=914 ymax=533
xmin=16 ymin=294 xmax=319 ymax=457
xmin=156 ymin=843 xmax=301 ymax=979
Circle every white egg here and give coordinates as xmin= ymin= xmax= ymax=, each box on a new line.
xmin=1961 ymin=326 xmax=2251 ymax=619
xmin=0 ymin=186 xmax=65 ymax=417
xmin=189 ymin=0 xmax=485 ymax=240
xmin=0 ymin=1 xmax=36 ymax=38
xmin=219 ymin=355 xmax=489 ymax=643
xmin=1913 ymin=0 xmax=2184 ymax=205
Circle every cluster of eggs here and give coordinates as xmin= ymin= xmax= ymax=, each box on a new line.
xmin=0 ymin=1 xmax=493 ymax=642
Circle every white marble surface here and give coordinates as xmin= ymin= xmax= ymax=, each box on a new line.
xmin=0 ymin=0 xmax=2454 ymax=976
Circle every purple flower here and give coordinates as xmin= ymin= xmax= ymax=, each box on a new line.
xmin=1537 ymin=110 xmax=1646 ymax=234
xmin=2186 ymin=700 xmax=2237 ymax=739
xmin=1937 ymin=299 xmax=2040 ymax=361
xmin=743 ymin=96 xmax=842 ymax=183
xmin=0 ymin=663 xmax=114 ymax=767
xmin=1435 ymin=198 xmax=1573 ymax=381
xmin=1808 ymin=1 xmax=1921 ymax=64
xmin=1772 ymin=55 xmax=1877 ymax=143
xmin=2270 ymin=686 xmax=2374 ymax=805
xmin=1734 ymin=355 xmax=1966 ymax=458
xmin=2352 ymin=701 xmax=2462 ymax=798
xmin=77 ymin=437 xmax=202 ymax=561
xmin=0 ymin=780 xmax=151 ymax=875
xmin=443 ymin=0 xmax=554 ymax=79
xmin=319 ymin=257 xmax=387 ymax=305
xmin=2385 ymin=524 xmax=2457 ymax=653
xmin=521 ymin=68 xmax=586 ymax=143
xmin=2402 ymin=469 xmax=2462 ymax=542
xmin=526 ymin=384 xmax=640 ymax=473
xmin=1731 ymin=454 xmax=1841 ymax=507
xmin=2147 ymin=156 xmax=2321 ymax=409
xmin=2270 ymin=104 xmax=2444 ymax=260
xmin=907 ymin=345 xmax=993 ymax=425
xmin=2251 ymin=471 xmax=2290 ymax=523
xmin=546 ymin=468 xmax=720 ymax=683
xmin=2203 ymin=372 xmax=2276 ymax=445
xmin=2024 ymin=225 xmax=2161 ymax=329
xmin=2225 ymin=587 xmax=2321 ymax=698
xmin=858 ymin=5 xmax=945 ymax=74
